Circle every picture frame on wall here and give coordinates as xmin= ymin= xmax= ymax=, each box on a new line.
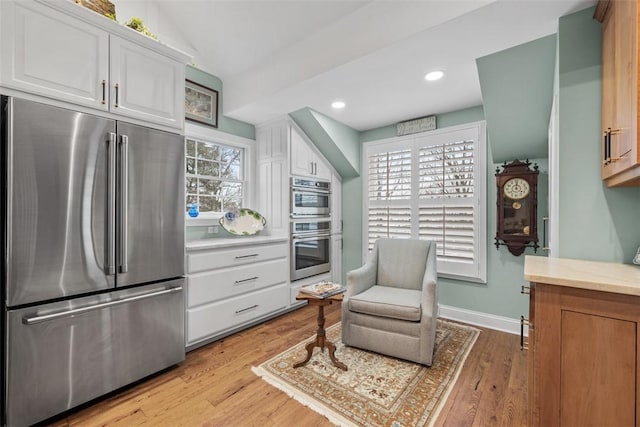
xmin=185 ymin=79 xmax=218 ymax=128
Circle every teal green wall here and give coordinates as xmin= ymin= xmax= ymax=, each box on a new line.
xmin=439 ymin=157 xmax=547 ymax=319
xmin=477 ymin=35 xmax=556 ymax=163
xmin=557 ymin=7 xmax=640 ymax=263
xmin=360 ymin=106 xmax=485 ymax=143
xmin=186 ymin=66 xmax=255 ymax=140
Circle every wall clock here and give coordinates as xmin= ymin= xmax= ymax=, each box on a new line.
xmin=495 ymin=159 xmax=539 ymax=256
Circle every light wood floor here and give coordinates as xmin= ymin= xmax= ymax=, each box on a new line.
xmin=48 ymin=303 xmax=527 ymax=426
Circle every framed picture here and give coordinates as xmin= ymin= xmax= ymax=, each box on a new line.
xmin=185 ymin=79 xmax=218 ymax=128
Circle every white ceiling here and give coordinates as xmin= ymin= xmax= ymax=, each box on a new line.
xmin=115 ymin=0 xmax=595 ymax=131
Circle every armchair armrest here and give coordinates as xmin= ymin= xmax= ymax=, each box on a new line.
xmin=421 ymin=242 xmax=438 ymax=317
xmin=346 ymin=261 xmax=377 ymax=297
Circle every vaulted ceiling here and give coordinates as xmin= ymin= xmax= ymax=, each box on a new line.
xmin=114 ymin=0 xmax=595 ymax=131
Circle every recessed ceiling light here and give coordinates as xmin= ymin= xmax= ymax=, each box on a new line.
xmin=425 ymin=71 xmax=444 ymax=81
xmin=331 ymin=101 xmax=346 ymax=109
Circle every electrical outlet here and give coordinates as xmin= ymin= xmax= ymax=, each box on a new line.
xmin=207 ymin=226 xmax=218 ymax=234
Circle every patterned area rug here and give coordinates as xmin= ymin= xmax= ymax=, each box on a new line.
xmin=252 ymin=320 xmax=480 ymax=427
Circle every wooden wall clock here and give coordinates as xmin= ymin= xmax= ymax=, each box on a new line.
xmin=495 ymin=159 xmax=539 ymax=256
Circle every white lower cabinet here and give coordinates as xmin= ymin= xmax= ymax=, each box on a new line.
xmin=185 ymin=239 xmax=290 ymax=348
xmin=188 ymin=283 xmax=289 ymax=345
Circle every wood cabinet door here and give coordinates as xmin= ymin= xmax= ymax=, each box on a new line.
xmin=611 ymin=0 xmax=638 ymax=174
xmin=560 ymin=311 xmax=636 ymax=426
xmin=0 ymin=1 xmax=109 ymax=109
xmin=602 ymin=2 xmax=617 ymax=179
xmin=109 ymin=35 xmax=184 ymax=129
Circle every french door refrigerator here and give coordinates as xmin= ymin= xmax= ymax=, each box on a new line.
xmin=1 ymin=96 xmax=185 ymax=426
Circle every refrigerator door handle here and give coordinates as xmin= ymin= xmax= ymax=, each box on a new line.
xmin=119 ymin=134 xmax=129 ymax=274
xmin=106 ymin=132 xmax=117 ymax=275
xmin=22 ymin=286 xmax=183 ymax=325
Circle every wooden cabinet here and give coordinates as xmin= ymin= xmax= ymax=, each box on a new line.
xmin=290 ymin=124 xmax=331 ymax=180
xmin=185 ymin=240 xmax=290 ymax=348
xmin=525 ymin=256 xmax=640 ymax=426
xmin=527 ymin=282 xmax=640 ymax=425
xmin=0 ymin=0 xmax=188 ymax=130
xmin=598 ymin=0 xmax=640 ymax=186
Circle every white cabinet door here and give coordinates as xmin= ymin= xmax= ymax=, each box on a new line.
xmin=313 ymin=156 xmax=331 ymax=181
xmin=290 ymin=125 xmax=332 ymax=180
xmin=331 ymin=172 xmax=342 ymax=234
xmin=290 ymin=126 xmax=315 ymax=178
xmin=257 ymin=121 xmax=288 ymax=159
xmin=110 ymin=35 xmax=184 ymax=129
xmin=257 ymin=159 xmax=288 ymax=236
xmin=0 ymin=1 xmax=109 ymax=109
xmin=332 ymin=235 xmax=343 ymax=284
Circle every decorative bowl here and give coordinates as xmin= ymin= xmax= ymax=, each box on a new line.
xmin=219 ymin=208 xmax=266 ymax=236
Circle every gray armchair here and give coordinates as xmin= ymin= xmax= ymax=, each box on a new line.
xmin=341 ymin=238 xmax=438 ymax=366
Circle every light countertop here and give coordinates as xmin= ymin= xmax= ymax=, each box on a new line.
xmin=185 ymin=235 xmax=288 ymax=251
xmin=524 ymin=255 xmax=640 ymax=296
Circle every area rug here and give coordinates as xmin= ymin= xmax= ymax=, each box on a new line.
xmin=252 ymin=320 xmax=480 ymax=427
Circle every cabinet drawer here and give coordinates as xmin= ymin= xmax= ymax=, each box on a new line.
xmin=186 ymin=243 xmax=287 ymax=273
xmin=187 ymin=258 xmax=288 ymax=307
xmin=186 ymin=283 xmax=288 ymax=344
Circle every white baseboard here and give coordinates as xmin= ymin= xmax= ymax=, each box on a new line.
xmin=438 ymin=304 xmax=528 ymax=337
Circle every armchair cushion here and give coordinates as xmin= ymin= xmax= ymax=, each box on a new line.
xmin=348 ymin=286 xmax=422 ymax=322
xmin=377 ymin=238 xmax=430 ymax=290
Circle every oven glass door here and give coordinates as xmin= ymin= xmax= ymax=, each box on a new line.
xmin=291 ymin=235 xmax=331 ymax=280
xmin=291 ymin=189 xmax=330 ymax=216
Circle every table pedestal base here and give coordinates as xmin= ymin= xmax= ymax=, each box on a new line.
xmin=293 ymin=298 xmax=347 ymax=371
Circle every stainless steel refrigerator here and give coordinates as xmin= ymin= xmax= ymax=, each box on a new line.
xmin=1 ymin=96 xmax=186 ymax=426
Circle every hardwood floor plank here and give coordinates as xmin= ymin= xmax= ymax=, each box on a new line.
xmin=46 ymin=303 xmax=527 ymax=426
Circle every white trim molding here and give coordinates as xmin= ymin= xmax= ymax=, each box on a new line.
xmin=438 ymin=304 xmax=528 ymax=337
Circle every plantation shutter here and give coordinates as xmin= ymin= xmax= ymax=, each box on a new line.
xmin=366 ymin=149 xmax=412 ymax=250
xmin=419 ymin=139 xmax=475 ymax=262
xmin=362 ymin=122 xmax=486 ymax=282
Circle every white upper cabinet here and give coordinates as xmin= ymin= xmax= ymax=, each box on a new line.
xmin=110 ymin=36 xmax=184 ymax=128
xmin=0 ymin=1 xmax=109 ymax=109
xmin=290 ymin=125 xmax=331 ymax=180
xmin=256 ymin=121 xmax=288 ymax=159
xmin=0 ymin=1 xmax=189 ymax=130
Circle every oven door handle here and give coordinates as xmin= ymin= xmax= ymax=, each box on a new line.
xmin=292 ymin=233 xmax=331 ymax=241
xmin=291 ymin=187 xmax=330 ymax=195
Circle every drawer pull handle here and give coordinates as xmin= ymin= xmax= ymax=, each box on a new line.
xmin=235 ymin=276 xmax=259 ymax=284
xmin=235 ymin=304 xmax=258 ymax=314
xmin=235 ymin=253 xmax=259 ymax=259
xmin=521 ymin=285 xmax=530 ymax=295
xmin=520 ymin=315 xmax=533 ymax=350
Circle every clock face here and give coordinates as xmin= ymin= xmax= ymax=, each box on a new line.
xmin=503 ymin=178 xmax=530 ymax=200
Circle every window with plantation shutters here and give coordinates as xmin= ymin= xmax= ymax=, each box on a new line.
xmin=363 ymin=122 xmax=486 ymax=283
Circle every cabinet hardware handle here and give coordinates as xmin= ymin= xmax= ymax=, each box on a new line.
xmin=609 ymin=128 xmax=622 ymax=135
xmin=235 ymin=304 xmax=258 ymax=314
xmin=101 ymin=80 xmax=106 ymax=104
xmin=234 ymin=276 xmax=259 ymax=284
xmin=235 ymin=253 xmax=258 ymax=259
xmin=521 ymin=285 xmax=530 ymax=295
xmin=542 ymin=217 xmax=549 ymax=251
xmin=520 ymin=315 xmax=532 ymax=350
xmin=114 ymin=83 xmax=119 ymax=107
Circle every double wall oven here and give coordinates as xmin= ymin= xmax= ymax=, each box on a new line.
xmin=290 ymin=177 xmax=332 ymax=281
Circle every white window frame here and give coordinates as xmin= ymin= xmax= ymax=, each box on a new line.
xmin=185 ymin=123 xmax=255 ymax=225
xmin=362 ymin=121 xmax=487 ymax=283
